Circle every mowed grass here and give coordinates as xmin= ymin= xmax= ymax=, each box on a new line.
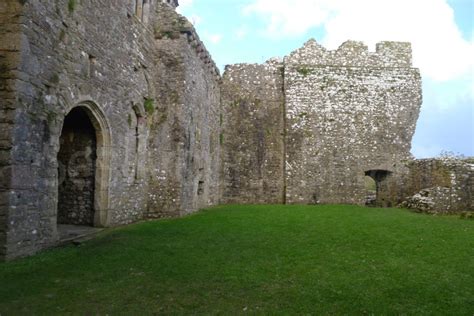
xmin=1 ymin=205 xmax=473 ymax=315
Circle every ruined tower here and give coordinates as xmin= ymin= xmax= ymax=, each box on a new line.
xmin=221 ymin=40 xmax=422 ymax=206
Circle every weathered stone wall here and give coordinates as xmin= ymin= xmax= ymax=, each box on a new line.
xmin=0 ymin=0 xmax=222 ymax=260
xmin=285 ymin=40 xmax=422 ymax=205
xmin=221 ymin=60 xmax=285 ymax=204
xmin=400 ymin=159 xmax=474 ymax=213
xmin=179 ymin=36 xmax=221 ymax=213
xmin=221 ymin=39 xmax=422 ymax=206
xmin=6 ymin=0 xmax=466 ymax=261
xmin=146 ymin=3 xmax=221 ymax=217
xmin=0 ymin=0 xmax=161 ymax=259
xmin=0 ymin=0 xmax=23 ymax=259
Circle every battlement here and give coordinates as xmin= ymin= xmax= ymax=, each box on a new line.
xmin=183 ymin=29 xmax=220 ymax=79
xmin=285 ymin=39 xmax=413 ymax=68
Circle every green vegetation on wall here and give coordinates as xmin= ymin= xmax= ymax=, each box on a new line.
xmin=297 ymin=67 xmax=312 ymax=76
xmin=144 ymin=98 xmax=155 ymax=115
xmin=68 ymin=0 xmax=76 ymax=13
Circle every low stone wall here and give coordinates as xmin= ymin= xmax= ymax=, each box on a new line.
xmin=400 ymin=159 xmax=474 ymax=214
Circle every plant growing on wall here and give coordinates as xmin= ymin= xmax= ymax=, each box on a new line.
xmin=144 ymin=98 xmax=155 ymax=115
xmin=68 ymin=0 xmax=76 ymax=13
xmin=297 ymin=67 xmax=312 ymax=76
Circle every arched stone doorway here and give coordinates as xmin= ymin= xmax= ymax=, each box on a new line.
xmin=364 ymin=170 xmax=392 ymax=207
xmin=57 ymin=102 xmax=111 ymax=228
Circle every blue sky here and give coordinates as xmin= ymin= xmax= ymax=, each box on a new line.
xmin=178 ymin=0 xmax=474 ymax=158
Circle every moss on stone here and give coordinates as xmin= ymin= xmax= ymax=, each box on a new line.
xmin=68 ymin=0 xmax=76 ymax=13
xmin=157 ymin=112 xmax=168 ymax=125
xmin=59 ymin=29 xmax=66 ymax=42
xmin=431 ymin=162 xmax=452 ymax=187
xmin=156 ymin=30 xmax=180 ymax=40
xmin=297 ymin=67 xmax=312 ymax=76
xmin=50 ymin=73 xmax=60 ymax=84
xmin=144 ymin=98 xmax=155 ymax=115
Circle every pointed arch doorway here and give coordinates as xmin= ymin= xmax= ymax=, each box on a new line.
xmin=57 ymin=102 xmax=111 ymax=230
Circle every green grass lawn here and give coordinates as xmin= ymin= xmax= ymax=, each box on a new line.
xmin=1 ymin=205 xmax=473 ymax=315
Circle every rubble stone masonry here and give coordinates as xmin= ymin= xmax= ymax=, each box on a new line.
xmin=0 ymin=0 xmax=471 ymax=260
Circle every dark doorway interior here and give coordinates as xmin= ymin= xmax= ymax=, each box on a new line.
xmin=57 ymin=107 xmax=97 ymax=226
xmin=364 ymin=175 xmax=377 ymax=206
xmin=364 ymin=170 xmax=392 ymax=207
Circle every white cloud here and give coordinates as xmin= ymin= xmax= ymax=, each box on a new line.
xmin=207 ymin=33 xmax=223 ymax=44
xmin=177 ymin=0 xmax=194 ymax=13
xmin=243 ymin=0 xmax=332 ymax=37
xmin=244 ymin=0 xmax=474 ymax=82
xmin=235 ymin=26 xmax=249 ymax=39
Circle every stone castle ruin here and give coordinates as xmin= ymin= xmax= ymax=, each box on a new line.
xmin=1 ymin=0 xmax=472 ymax=260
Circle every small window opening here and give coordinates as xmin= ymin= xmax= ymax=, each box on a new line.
xmin=197 ymin=181 xmax=204 ymax=195
xmin=89 ymin=55 xmax=96 ymax=78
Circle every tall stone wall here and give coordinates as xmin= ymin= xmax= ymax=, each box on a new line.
xmin=285 ymin=40 xmax=422 ymax=204
xmin=221 ymin=61 xmax=285 ymax=204
xmin=221 ymin=39 xmax=422 ymax=206
xmin=146 ymin=3 xmax=221 ymax=217
xmin=0 ymin=0 xmax=23 ymax=259
xmin=0 ymin=0 xmax=222 ymax=260
xmin=179 ymin=35 xmax=221 ymax=213
xmin=0 ymin=0 xmax=160 ymax=259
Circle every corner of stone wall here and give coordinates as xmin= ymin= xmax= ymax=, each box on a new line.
xmin=146 ymin=3 xmax=222 ymax=218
